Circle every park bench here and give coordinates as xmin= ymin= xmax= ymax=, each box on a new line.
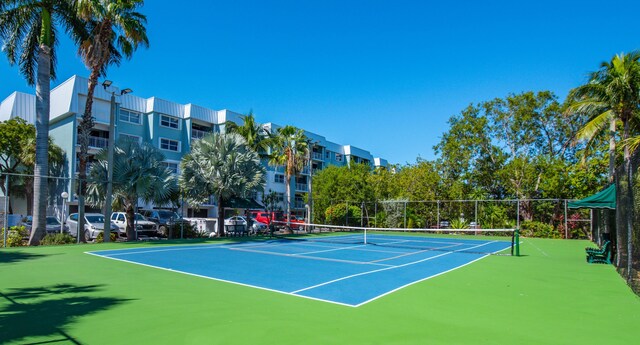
xmin=585 ymin=240 xmax=612 ymax=264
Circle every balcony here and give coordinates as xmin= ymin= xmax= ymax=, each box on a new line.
xmin=301 ymin=167 xmax=310 ymax=175
xmin=294 ymin=201 xmax=306 ymax=209
xmin=88 ymin=136 xmax=108 ymax=149
xmin=312 ymin=152 xmax=323 ymax=160
xmin=192 ymin=128 xmax=209 ymax=141
xmin=296 ymin=183 xmax=308 ymax=192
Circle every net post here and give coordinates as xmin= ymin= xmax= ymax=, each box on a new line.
xmin=514 ymin=228 xmax=520 ymax=256
xmin=364 ymin=228 xmax=367 ymax=245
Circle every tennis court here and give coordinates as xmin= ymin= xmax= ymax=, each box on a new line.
xmin=87 ymin=230 xmax=514 ymax=306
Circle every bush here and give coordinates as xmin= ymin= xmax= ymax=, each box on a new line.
xmin=0 ymin=226 xmax=28 ymax=247
xmin=450 ymin=219 xmax=469 ymax=229
xmin=41 ymin=233 xmax=76 ymax=246
xmin=168 ymin=222 xmax=200 ymax=239
xmin=520 ymin=221 xmax=560 ymax=239
xmin=96 ymin=232 xmax=118 ymax=243
xmin=324 ymin=203 xmax=362 ymax=226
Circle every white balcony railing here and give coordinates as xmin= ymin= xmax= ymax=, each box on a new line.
xmin=88 ymin=136 xmax=108 ymax=149
xmin=192 ymin=128 xmax=209 ymax=141
xmin=312 ymin=152 xmax=323 ymax=160
xmin=296 ymin=183 xmax=308 ymax=192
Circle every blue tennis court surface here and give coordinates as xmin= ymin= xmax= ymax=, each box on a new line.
xmin=87 ymin=234 xmax=512 ymax=307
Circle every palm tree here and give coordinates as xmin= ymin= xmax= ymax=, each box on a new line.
xmin=567 ymin=52 xmax=640 ymax=182
xmin=0 ymin=0 xmax=85 ymax=245
xmin=269 ymin=126 xmax=308 ymax=225
xmin=75 ymin=0 xmax=149 ymax=241
xmin=225 ymin=111 xmax=273 ymax=154
xmin=180 ymin=133 xmax=265 ymax=237
xmin=86 ymin=138 xmax=176 ymax=241
xmin=568 ymin=52 xmax=640 ymax=276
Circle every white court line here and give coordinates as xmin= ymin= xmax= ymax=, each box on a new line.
xmin=369 ymin=243 xmax=463 ymax=263
xmin=290 ymin=241 xmax=499 ymax=294
xmin=84 ymin=251 xmax=358 ymax=308
xmin=229 ymin=246 xmax=394 ymax=267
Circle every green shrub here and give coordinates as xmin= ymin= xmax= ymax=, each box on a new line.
xmin=168 ymin=222 xmax=199 ymax=239
xmin=96 ymin=232 xmax=118 ymax=243
xmin=324 ymin=203 xmax=362 ymax=226
xmin=520 ymin=221 xmax=560 ymax=238
xmin=450 ymin=219 xmax=469 ymax=229
xmin=0 ymin=226 xmax=28 ymax=247
xmin=41 ymin=233 xmax=76 ymax=246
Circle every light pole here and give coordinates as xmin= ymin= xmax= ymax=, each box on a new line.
xmin=61 ymin=191 xmax=68 ymax=234
xmin=102 ymin=80 xmax=132 ymax=242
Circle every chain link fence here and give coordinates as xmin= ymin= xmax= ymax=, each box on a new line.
xmin=313 ymin=198 xmax=592 ymax=239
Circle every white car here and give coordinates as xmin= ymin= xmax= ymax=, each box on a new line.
xmin=224 ymin=216 xmax=267 ymax=235
xmin=66 ymin=213 xmax=120 ymax=241
xmin=111 ymin=212 xmax=159 ymax=237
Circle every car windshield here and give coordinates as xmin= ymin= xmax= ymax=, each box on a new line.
xmin=158 ymin=211 xmax=179 ymax=219
xmin=46 ymin=217 xmax=59 ymax=225
xmin=134 ymin=213 xmax=146 ymax=221
xmin=86 ymin=215 xmax=105 ymax=223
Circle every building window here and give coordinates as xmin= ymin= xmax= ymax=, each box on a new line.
xmin=119 ymin=133 xmax=142 ymax=143
xmin=335 ymin=153 xmax=343 ymax=162
xmin=119 ymin=109 xmax=141 ymax=124
xmin=274 ymin=174 xmax=285 ymax=184
xmin=161 ymin=161 xmax=179 ymax=174
xmin=160 ymin=114 xmax=180 ymax=129
xmin=160 ymin=138 xmax=180 ymax=152
xmin=325 ymin=151 xmax=331 ymax=159
xmin=275 ymin=192 xmax=284 ymax=203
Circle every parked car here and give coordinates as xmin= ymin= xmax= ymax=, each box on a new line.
xmin=224 ymin=216 xmax=267 ymax=235
xmin=248 ymin=210 xmax=271 ymax=225
xmin=111 ymin=212 xmax=159 ymax=237
xmin=66 ymin=213 xmax=120 ymax=241
xmin=439 ymin=220 xmax=451 ymax=229
xmin=287 ymin=215 xmax=305 ymax=230
xmin=20 ymin=215 xmax=69 ymax=234
xmin=140 ymin=209 xmax=185 ymax=237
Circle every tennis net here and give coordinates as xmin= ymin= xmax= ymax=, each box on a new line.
xmin=273 ymin=223 xmax=519 ymax=256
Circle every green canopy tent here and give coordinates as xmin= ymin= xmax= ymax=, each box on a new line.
xmin=568 ymin=184 xmax=616 ymax=210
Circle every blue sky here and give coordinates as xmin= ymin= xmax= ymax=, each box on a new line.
xmin=1 ymin=0 xmax=640 ymax=164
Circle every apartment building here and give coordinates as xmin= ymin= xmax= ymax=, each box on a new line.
xmin=0 ymin=75 xmax=388 ymax=218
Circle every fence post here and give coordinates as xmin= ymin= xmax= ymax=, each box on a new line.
xmin=345 ymin=201 xmax=348 ymax=226
xmin=564 ymin=199 xmax=568 ymax=239
xmin=475 ymin=200 xmax=478 ymax=226
xmin=516 ymin=199 xmax=520 ymax=230
xmin=403 ymin=201 xmax=407 ymax=229
xmin=437 ymin=201 xmax=440 ymax=229
xmin=374 ymin=202 xmax=377 ymax=227
xmin=3 ymin=174 xmax=8 ymax=248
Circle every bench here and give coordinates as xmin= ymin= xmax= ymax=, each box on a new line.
xmin=585 ymin=240 xmax=612 ymax=264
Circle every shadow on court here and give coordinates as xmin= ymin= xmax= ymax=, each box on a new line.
xmin=0 ymin=251 xmax=46 ymax=264
xmin=0 ymin=284 xmax=131 ymax=344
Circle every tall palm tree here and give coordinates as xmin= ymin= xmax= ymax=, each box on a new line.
xmin=75 ymin=0 xmax=149 ymax=241
xmin=568 ymin=52 xmax=640 ymax=275
xmin=269 ymin=125 xmax=308 ymax=225
xmin=568 ymin=51 xmax=640 ymax=182
xmin=86 ymin=138 xmax=176 ymax=241
xmin=180 ymin=133 xmax=265 ymax=237
xmin=0 ymin=0 xmax=85 ymax=245
xmin=225 ymin=111 xmax=273 ymax=154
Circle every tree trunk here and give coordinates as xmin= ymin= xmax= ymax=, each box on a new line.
xmin=76 ymin=67 xmax=100 ymax=243
xmin=624 ymin=118 xmax=634 ymax=281
xmin=217 ymin=195 xmax=225 ymax=237
xmin=608 ymin=116 xmax=616 ymax=183
xmin=28 ymin=44 xmax=51 ymax=246
xmin=126 ymin=202 xmax=136 ymax=241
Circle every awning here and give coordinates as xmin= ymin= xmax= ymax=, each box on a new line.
xmin=225 ymin=197 xmax=264 ymax=210
xmin=568 ymin=184 xmax=616 ymax=209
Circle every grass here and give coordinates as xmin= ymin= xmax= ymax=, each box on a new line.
xmin=0 ymin=237 xmax=638 ymax=344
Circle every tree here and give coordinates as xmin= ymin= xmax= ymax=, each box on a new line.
xmin=567 ymin=52 xmax=640 ymax=182
xmin=568 ymin=52 xmax=640 ymax=271
xmin=86 ymin=138 xmax=176 ymax=241
xmin=0 ymin=119 xmax=36 ymax=199
xmin=269 ymin=126 xmax=308 ymax=224
xmin=0 ymin=0 xmax=85 ymax=245
xmin=225 ymin=111 xmax=272 ymax=154
xmin=75 ymin=0 xmax=149 ymax=242
xmin=179 ymin=133 xmax=265 ymax=237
